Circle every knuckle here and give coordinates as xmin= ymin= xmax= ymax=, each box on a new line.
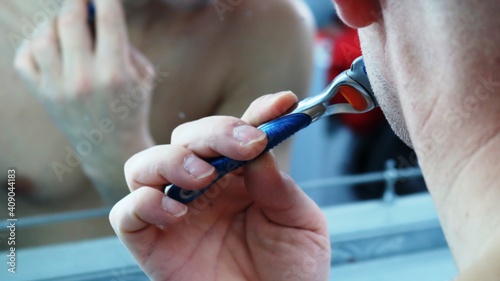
xmin=144 ymin=64 xmax=157 ymax=85
xmin=57 ymin=12 xmax=82 ymax=28
xmin=98 ymin=69 xmax=128 ymax=90
xmin=128 ymin=69 xmax=142 ymax=84
xmin=143 ymin=61 xmax=156 ymax=76
xmin=171 ymin=121 xmax=193 ymax=143
xmin=64 ymin=75 xmax=93 ymax=97
xmin=123 ymin=155 xmax=142 ymax=188
xmin=108 ymin=204 xmax=121 ymax=230
xmin=123 ymin=157 xmax=135 ymax=179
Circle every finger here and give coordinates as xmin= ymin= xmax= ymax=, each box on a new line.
xmin=245 ymin=152 xmax=327 ymax=234
xmin=171 ymin=92 xmax=297 ymax=160
xmin=129 ymin=46 xmax=155 ymax=82
xmin=58 ymin=0 xmax=93 ymax=74
xmin=14 ymin=40 xmax=40 ymax=86
xmin=109 ymin=186 xmax=187 ymax=239
xmin=125 ymin=145 xmax=217 ymax=192
xmin=30 ymin=20 xmax=61 ymax=85
xmin=171 ymin=116 xmax=267 ymax=160
xmin=94 ymin=0 xmax=129 ymax=66
xmin=241 ymin=91 xmax=298 ymax=126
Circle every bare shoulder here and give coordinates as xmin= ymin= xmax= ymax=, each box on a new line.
xmin=217 ymin=0 xmax=316 ymax=82
xmin=213 ymin=0 xmax=316 ymax=115
xmin=220 ymin=0 xmax=315 ymax=38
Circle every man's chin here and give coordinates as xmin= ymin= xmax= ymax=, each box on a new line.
xmin=363 ymin=60 xmax=413 ymax=148
xmin=386 ymin=115 xmax=414 ymax=148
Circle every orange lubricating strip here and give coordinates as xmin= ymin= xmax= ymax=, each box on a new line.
xmin=339 ymin=85 xmax=368 ymax=111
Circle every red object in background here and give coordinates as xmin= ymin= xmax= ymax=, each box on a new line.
xmin=319 ymin=25 xmax=385 ymax=135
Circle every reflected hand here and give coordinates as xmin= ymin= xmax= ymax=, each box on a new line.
xmin=110 ymin=92 xmax=331 ymax=281
xmin=14 ymin=0 xmax=155 ymax=150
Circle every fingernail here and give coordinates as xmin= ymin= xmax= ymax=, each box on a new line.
xmin=161 ymin=196 xmax=188 ymax=217
xmin=233 ymin=125 xmax=266 ymax=145
xmin=184 ymin=154 xmax=215 ymax=180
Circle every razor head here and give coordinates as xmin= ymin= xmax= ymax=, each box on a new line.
xmin=288 ymin=56 xmax=379 ymax=120
xmin=345 ymin=57 xmax=378 ymax=107
xmin=324 ymin=56 xmax=378 ymax=115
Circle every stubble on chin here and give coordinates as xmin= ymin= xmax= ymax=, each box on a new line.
xmin=370 ymin=65 xmax=413 ymax=148
xmin=358 ymin=27 xmax=414 ymax=148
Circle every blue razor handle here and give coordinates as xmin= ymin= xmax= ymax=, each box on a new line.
xmin=88 ymin=2 xmax=95 ymax=23
xmin=88 ymin=2 xmax=96 ymax=38
xmin=166 ymin=113 xmax=313 ymax=204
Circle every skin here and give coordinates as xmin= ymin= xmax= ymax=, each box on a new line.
xmin=111 ymin=92 xmax=330 ymax=281
xmin=0 ymin=0 xmax=314 ymax=247
xmin=335 ymin=0 xmax=500 ymax=277
xmin=111 ymin=0 xmax=500 ymax=280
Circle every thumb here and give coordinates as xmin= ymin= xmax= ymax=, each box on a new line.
xmin=244 ymin=152 xmax=327 ymax=234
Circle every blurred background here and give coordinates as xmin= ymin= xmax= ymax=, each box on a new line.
xmin=0 ymin=1 xmax=455 ymax=280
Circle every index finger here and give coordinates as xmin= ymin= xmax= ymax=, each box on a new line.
xmin=124 ymin=145 xmax=217 ymax=192
xmin=241 ymin=91 xmax=298 ymax=125
xmin=58 ymin=0 xmax=93 ymax=74
xmin=93 ymin=0 xmax=129 ymax=64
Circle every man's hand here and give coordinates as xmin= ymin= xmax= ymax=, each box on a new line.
xmin=110 ymin=92 xmax=331 ymax=281
xmin=13 ymin=0 xmax=155 ymax=202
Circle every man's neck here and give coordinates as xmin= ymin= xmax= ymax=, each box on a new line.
xmin=415 ymin=89 xmax=500 ymax=269
xmin=380 ymin=1 xmax=500 ymax=269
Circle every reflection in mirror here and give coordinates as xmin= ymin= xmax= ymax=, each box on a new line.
xmin=0 ymin=0 xmax=315 ymax=249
